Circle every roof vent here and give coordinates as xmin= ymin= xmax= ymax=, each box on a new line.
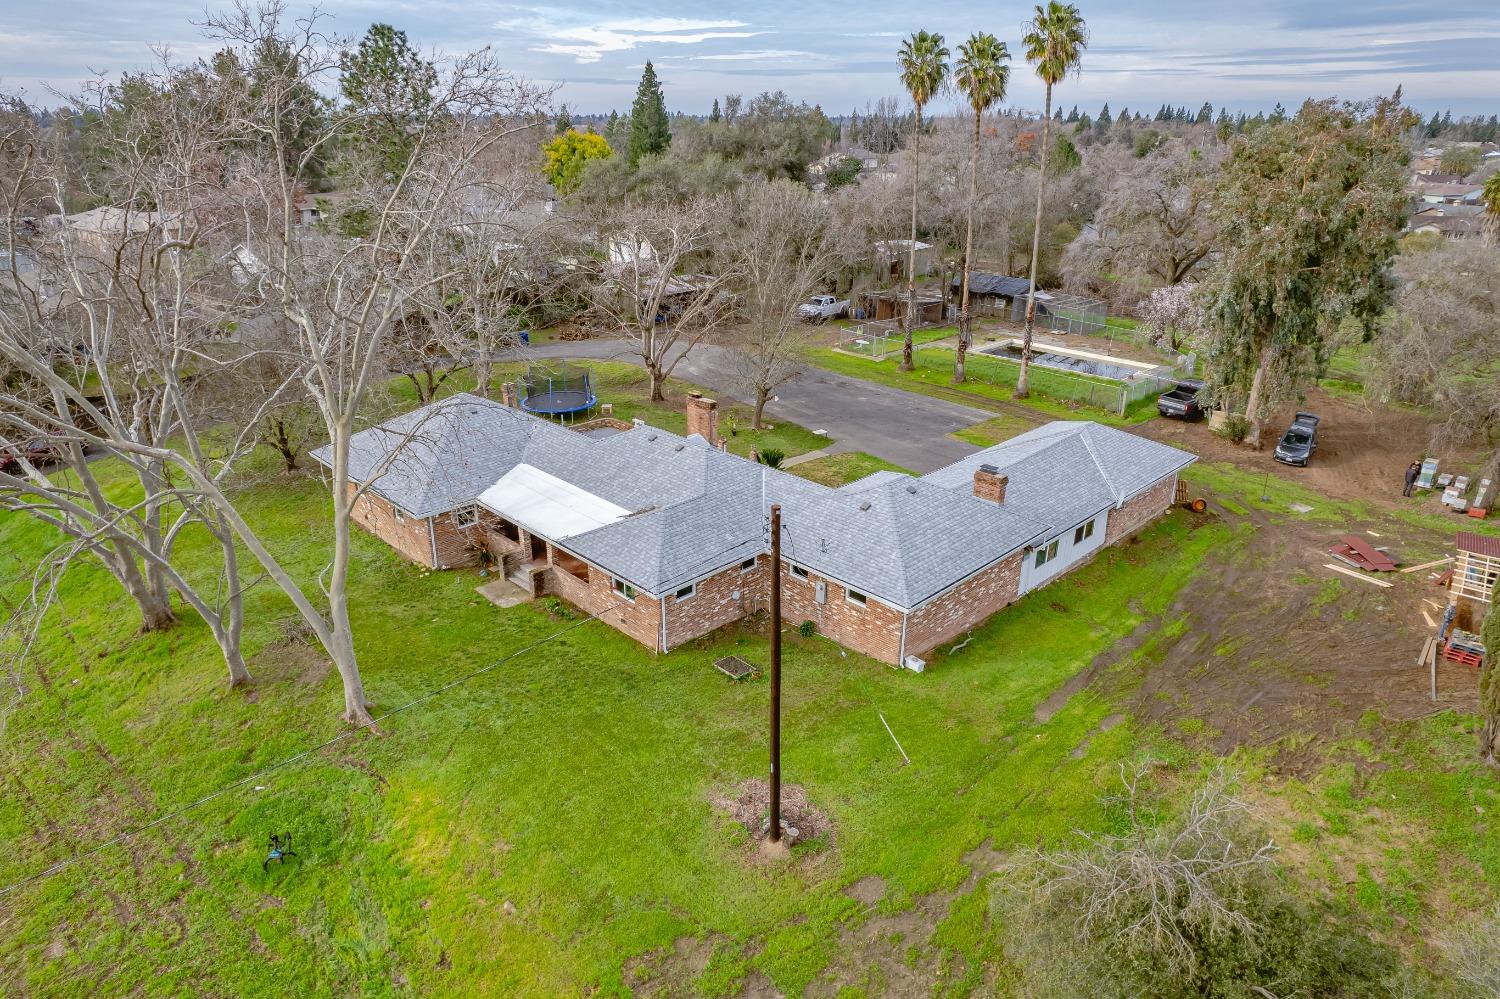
xmin=905 ymin=484 xmax=917 ymax=494
xmin=858 ymin=501 xmax=871 ymax=511
xmin=673 ymin=443 xmax=684 ymax=452
xmin=647 ymin=434 xmax=657 ymax=442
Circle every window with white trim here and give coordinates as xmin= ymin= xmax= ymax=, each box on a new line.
xmin=675 ymin=583 xmax=695 ymax=600
xmin=612 ymin=577 xmax=637 ymax=602
xmin=1034 ymin=538 xmax=1060 ymax=568
xmin=790 ymin=564 xmax=809 ymax=580
xmin=392 ymin=505 xmax=405 ymax=522
xmin=1073 ymin=518 xmax=1095 ymax=545
xmin=845 ymin=588 xmax=868 ymax=607
xmin=453 ymin=505 xmax=479 ymax=529
xmin=739 ymin=557 xmax=757 ymax=573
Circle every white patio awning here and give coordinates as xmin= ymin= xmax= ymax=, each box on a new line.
xmin=478 ymin=463 xmax=630 ymax=540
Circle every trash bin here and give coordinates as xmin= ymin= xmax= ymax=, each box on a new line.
xmin=519 ymin=329 xmax=530 ymax=345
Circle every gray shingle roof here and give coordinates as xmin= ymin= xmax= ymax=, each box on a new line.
xmin=317 ymin=397 xmax=1195 ymax=607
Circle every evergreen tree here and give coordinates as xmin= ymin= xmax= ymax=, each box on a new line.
xmin=627 ymin=60 xmax=671 ymax=167
xmin=1426 ymin=111 xmax=1442 ymax=138
xmin=339 ymin=22 xmax=437 ymax=177
xmin=1441 ymin=109 xmax=1452 ymax=130
xmin=555 ymin=103 xmax=573 ymax=134
xmin=709 ymin=97 xmax=721 ymax=123
xmin=1053 ymin=106 xmax=1064 ymax=121
xmin=1116 ymin=106 xmax=1129 ymax=125
xmin=1196 ymin=101 xmax=1213 ymax=124
xmin=1155 ymin=104 xmax=1168 ymax=121
xmin=1096 ymin=102 xmax=1111 ymax=128
xmin=1269 ymin=102 xmax=1287 ymax=123
xmin=1066 ymin=104 xmax=1079 ymax=122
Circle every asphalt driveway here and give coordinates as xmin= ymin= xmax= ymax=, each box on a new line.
xmin=528 ymin=339 xmax=991 ymax=473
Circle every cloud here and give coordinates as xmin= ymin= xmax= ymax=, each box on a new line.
xmin=690 ymin=49 xmax=817 ymax=62
xmin=521 ymin=16 xmax=766 ymax=64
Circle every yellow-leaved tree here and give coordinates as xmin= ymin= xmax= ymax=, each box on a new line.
xmin=543 ymin=129 xmax=612 ymax=195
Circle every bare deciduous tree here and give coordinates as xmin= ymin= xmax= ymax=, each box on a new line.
xmin=1061 ymin=135 xmax=1222 ymax=308
xmin=585 ymin=194 xmax=738 ymax=402
xmin=720 ymin=179 xmax=855 ymax=427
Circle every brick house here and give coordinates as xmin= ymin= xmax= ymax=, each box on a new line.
xmin=314 ymin=394 xmax=1194 ymax=667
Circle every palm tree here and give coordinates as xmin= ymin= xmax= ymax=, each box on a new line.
xmin=952 ymin=32 xmax=1011 ymax=384
xmin=896 ymin=30 xmax=950 ymax=371
xmin=1017 ymin=2 xmax=1088 ymax=398
xmin=1484 ymin=172 xmax=1500 ymax=246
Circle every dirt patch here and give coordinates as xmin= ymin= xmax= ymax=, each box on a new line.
xmin=844 ymin=875 xmax=885 ymax=907
xmin=1069 ymin=713 xmax=1126 ymax=759
xmin=1134 ymin=385 xmax=1479 ymax=510
xmin=626 ymin=934 xmax=727 ymax=998
xmin=1090 ymin=501 xmax=1477 ymax=773
xmin=251 ymin=621 xmax=332 ymax=686
xmin=710 ymin=779 xmax=833 ymax=844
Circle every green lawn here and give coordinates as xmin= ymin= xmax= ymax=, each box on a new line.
xmin=811 ymin=348 xmax=1158 ymax=426
xmin=838 ymin=326 xmax=957 ymax=357
xmin=784 ymin=452 xmax=912 ymax=487
xmin=950 ymin=414 xmax=1036 ymax=448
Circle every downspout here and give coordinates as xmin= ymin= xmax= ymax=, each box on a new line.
xmin=659 ymin=597 xmax=668 ymax=654
xmin=428 ymin=517 xmax=438 ymax=569
xmin=898 ymin=612 xmax=908 ymax=668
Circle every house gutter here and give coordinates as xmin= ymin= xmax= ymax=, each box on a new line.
xmin=898 ymin=613 xmax=908 ymax=667
xmin=659 ymin=600 xmax=668 ymax=654
xmin=428 ymin=517 xmax=439 ymax=569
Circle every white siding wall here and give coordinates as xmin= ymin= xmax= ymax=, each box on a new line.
xmin=1019 ymin=509 xmax=1111 ymax=594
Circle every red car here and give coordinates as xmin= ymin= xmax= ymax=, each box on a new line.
xmin=0 ymin=439 xmax=61 ymax=474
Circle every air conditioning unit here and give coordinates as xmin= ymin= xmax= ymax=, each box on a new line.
xmin=904 ymin=655 xmax=926 ymax=673
xmin=814 ymin=581 xmax=827 ymax=604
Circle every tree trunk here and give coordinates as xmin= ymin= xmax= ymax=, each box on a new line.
xmin=956 ymin=107 xmax=981 ymax=385
xmin=329 ymin=427 xmax=375 ymax=727
xmin=1243 ymin=346 xmax=1272 ymax=449
xmin=648 ymin=363 xmax=666 ymax=402
xmin=218 ymin=526 xmax=250 ymax=688
xmin=753 ymin=387 xmax=769 ymax=430
xmin=1019 ymin=84 xmax=1054 ymax=400
xmin=900 ymin=104 xmax=924 ymax=373
xmin=113 ymin=545 xmax=176 ymax=632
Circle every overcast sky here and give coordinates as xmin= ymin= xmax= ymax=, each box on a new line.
xmin=5 ymin=0 xmax=1498 ymax=118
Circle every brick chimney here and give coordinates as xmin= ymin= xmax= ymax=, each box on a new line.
xmin=973 ymin=464 xmax=1008 ymax=504
xmin=685 ymin=391 xmax=720 ymax=446
xmin=500 ymin=382 xmax=518 ymax=408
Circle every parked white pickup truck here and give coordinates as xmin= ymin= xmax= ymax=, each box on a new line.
xmin=797 ymin=294 xmax=849 ymax=322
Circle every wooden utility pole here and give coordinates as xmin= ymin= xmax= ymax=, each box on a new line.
xmin=769 ymin=503 xmax=783 ymax=843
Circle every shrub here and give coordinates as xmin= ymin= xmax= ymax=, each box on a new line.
xmin=758 ymin=448 xmax=785 ymax=468
xmin=798 ymin=620 xmax=816 ymax=638
xmin=993 ymin=764 xmax=1406 ymax=998
xmin=1217 ymin=414 xmax=1250 ymax=443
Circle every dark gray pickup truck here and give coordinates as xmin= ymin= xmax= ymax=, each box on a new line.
xmin=1157 ymin=380 xmax=1206 ymax=421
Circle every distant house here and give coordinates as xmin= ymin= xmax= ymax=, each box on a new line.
xmin=65 ymin=206 xmax=182 ymax=252
xmin=317 ymin=393 xmax=1196 ymax=666
xmin=1407 ymin=204 xmax=1488 ymax=240
xmin=1415 ymin=183 xmax=1484 ymax=206
xmin=807 ymin=147 xmax=881 ymax=178
xmin=949 ymin=273 xmax=1035 ymax=316
xmin=873 ymin=239 xmax=938 ymax=280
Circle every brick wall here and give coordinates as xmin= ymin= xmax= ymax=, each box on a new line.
xmin=1105 ymin=474 xmax=1177 ymax=545
xmin=780 ymin=564 xmax=905 ymax=664
xmin=664 ymin=557 xmax=764 ymax=648
xmin=348 ymin=486 xmax=436 ymax=567
xmin=431 ymin=509 xmax=484 ymax=569
xmin=905 ymin=551 xmax=1025 ymax=660
xmin=545 ymin=552 xmax=663 ymax=651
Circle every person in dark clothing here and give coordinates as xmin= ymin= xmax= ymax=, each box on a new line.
xmin=1403 ymin=461 xmax=1421 ymax=497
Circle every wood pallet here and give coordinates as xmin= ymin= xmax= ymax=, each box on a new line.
xmin=1443 ymin=644 xmax=1483 ymax=668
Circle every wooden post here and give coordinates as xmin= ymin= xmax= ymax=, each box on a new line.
xmin=769 ymin=503 xmax=782 ymax=843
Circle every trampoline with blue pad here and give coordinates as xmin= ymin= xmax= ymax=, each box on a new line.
xmin=520 ymin=362 xmax=597 ymax=420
